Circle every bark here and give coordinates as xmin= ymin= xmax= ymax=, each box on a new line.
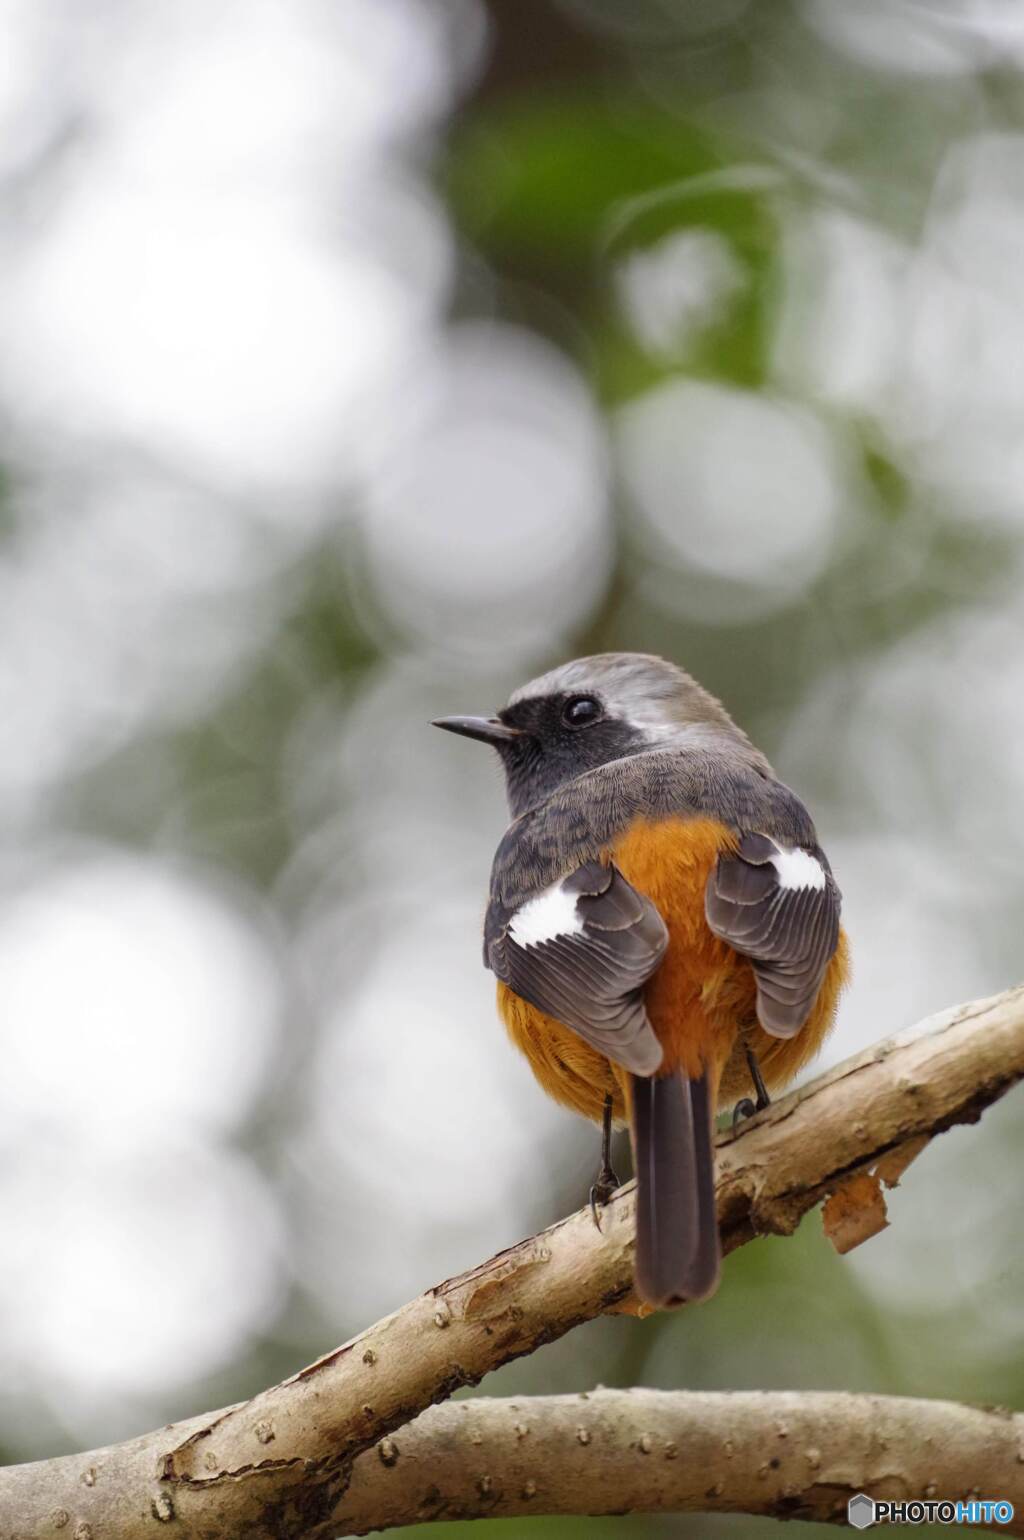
xmin=336 ymin=1389 xmax=1024 ymax=1534
xmin=1 ymin=985 xmax=1022 ymax=1540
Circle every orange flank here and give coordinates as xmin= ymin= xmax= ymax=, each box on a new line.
xmin=497 ymin=815 xmax=849 ymax=1123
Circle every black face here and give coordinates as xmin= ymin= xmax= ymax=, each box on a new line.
xmin=495 ymin=692 xmax=648 ymax=817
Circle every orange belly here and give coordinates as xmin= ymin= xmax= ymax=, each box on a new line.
xmin=497 ymin=815 xmax=849 ymax=1121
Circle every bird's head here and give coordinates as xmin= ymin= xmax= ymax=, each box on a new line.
xmin=433 ymin=651 xmax=759 ymax=817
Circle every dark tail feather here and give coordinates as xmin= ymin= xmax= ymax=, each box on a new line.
xmin=631 ymin=1069 xmax=721 ymax=1308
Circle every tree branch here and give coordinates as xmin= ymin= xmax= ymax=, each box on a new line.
xmin=337 ymin=1390 xmax=1024 ymax=1534
xmin=2 ymin=986 xmax=1022 ymax=1540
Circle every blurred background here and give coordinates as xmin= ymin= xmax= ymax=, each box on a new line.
xmin=0 ymin=1 xmax=1022 ymax=1535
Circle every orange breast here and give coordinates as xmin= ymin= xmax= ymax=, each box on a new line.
xmin=497 ymin=814 xmax=849 ymax=1122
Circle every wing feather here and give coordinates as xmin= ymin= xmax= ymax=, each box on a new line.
xmin=487 ymin=860 xmax=667 ymax=1075
xmin=705 ymin=831 xmax=841 ymax=1038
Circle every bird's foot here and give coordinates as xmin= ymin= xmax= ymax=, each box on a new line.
xmin=589 ymin=1164 xmax=620 ymax=1230
xmin=731 ymin=1095 xmax=759 ymax=1129
xmin=733 ymin=1044 xmax=772 ymax=1129
xmin=590 ymin=1092 xmax=619 ymax=1229
xmin=732 ymin=1084 xmax=771 ymax=1129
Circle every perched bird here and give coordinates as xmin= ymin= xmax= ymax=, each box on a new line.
xmin=434 ymin=653 xmax=848 ymax=1308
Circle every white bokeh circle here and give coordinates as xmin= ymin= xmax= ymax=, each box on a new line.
xmin=0 ymin=1142 xmax=285 ymax=1395
xmin=360 ymin=323 xmax=613 ymax=656
xmin=617 ymin=378 xmax=844 ymax=598
xmin=0 ymin=852 xmax=282 ymax=1148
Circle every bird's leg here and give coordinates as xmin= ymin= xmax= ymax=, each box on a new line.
xmin=589 ymin=1093 xmax=620 ymax=1228
xmin=732 ymin=1042 xmax=772 ymax=1129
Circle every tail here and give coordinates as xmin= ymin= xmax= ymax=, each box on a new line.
xmin=631 ymin=1069 xmax=721 ymax=1308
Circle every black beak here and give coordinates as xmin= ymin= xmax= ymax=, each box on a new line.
xmin=432 ymin=715 xmax=524 ymax=747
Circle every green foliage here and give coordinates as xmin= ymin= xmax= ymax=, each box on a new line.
xmin=448 ymin=94 xmax=718 ymax=266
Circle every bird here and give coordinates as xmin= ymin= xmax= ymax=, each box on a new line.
xmin=433 ymin=652 xmax=849 ymax=1309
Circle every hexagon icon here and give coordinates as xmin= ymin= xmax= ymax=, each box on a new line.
xmin=848 ymin=1493 xmax=875 ymax=1529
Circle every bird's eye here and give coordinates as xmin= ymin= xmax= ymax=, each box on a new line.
xmin=563 ymin=695 xmax=602 ymax=728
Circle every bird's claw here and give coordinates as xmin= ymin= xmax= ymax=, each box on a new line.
xmin=733 ymin=1043 xmax=772 ymax=1131
xmin=589 ymin=1166 xmax=620 ymax=1230
xmin=731 ymin=1095 xmax=758 ymax=1130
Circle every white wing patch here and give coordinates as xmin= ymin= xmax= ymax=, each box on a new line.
xmin=508 ymin=881 xmax=584 ymax=948
xmin=768 ymin=839 xmax=826 ymax=892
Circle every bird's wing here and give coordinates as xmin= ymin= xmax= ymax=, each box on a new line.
xmin=704 ymin=830 xmax=841 ymax=1038
xmin=486 ymin=860 xmax=668 ymax=1075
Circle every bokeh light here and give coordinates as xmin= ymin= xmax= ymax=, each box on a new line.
xmin=359 ymin=322 xmax=612 ymax=658
xmin=618 ymin=380 xmax=847 ymax=616
xmin=0 ymin=853 xmax=281 ymax=1146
